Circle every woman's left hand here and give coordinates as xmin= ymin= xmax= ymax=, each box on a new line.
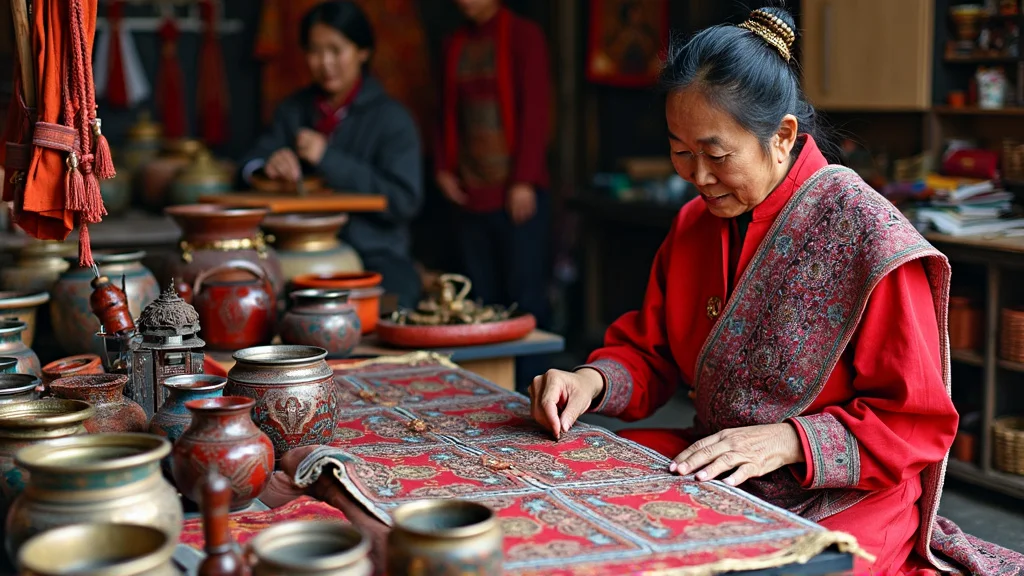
xmin=296 ymin=129 xmax=328 ymax=165
xmin=670 ymin=423 xmax=804 ymax=486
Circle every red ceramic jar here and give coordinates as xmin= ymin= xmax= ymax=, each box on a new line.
xmin=41 ymin=354 xmax=104 ymax=389
xmin=192 ymin=260 xmax=276 ymax=352
xmin=48 ymin=373 xmax=147 ymax=433
xmin=172 ymin=396 xmax=274 ymax=511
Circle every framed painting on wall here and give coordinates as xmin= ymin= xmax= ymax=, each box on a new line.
xmin=586 ymin=0 xmax=668 ymax=87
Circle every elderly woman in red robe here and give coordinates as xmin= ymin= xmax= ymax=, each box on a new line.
xmin=530 ymin=7 xmax=1024 ymax=575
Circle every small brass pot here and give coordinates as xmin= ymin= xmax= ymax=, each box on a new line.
xmin=387 ymin=500 xmax=503 ymax=576
xmin=249 ymin=520 xmax=372 ymax=576
xmin=18 ymin=522 xmax=181 ymax=575
xmin=5 ymin=433 xmax=184 ymax=559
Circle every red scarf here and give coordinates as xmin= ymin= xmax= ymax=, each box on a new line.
xmin=442 ymin=8 xmax=515 ymax=170
xmin=314 ymin=76 xmax=363 ymax=135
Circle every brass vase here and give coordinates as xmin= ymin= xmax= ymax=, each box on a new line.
xmin=0 ymin=374 xmax=41 ymax=405
xmin=249 ymin=520 xmax=372 ymax=576
xmin=0 ymin=399 xmax=93 ymax=535
xmin=0 ymin=291 xmax=49 ymax=347
xmin=17 ymin=523 xmax=181 ymax=576
xmin=0 ymin=320 xmax=40 ymax=377
xmin=387 ymin=500 xmax=503 ymax=576
xmin=5 ymin=433 xmax=184 ymax=559
xmin=262 ymin=213 xmax=363 ymax=283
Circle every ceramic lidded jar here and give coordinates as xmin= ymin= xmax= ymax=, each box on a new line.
xmin=137 ymin=137 xmax=200 ymax=212
xmin=0 ymin=291 xmax=49 ymax=347
xmin=191 ymin=260 xmax=276 ymax=351
xmin=40 ymin=354 xmax=104 ymax=389
xmin=5 ymin=434 xmax=184 ymax=560
xmin=0 ymin=320 xmax=40 ymax=377
xmin=0 ymin=399 xmax=94 ymax=526
xmin=261 ymin=213 xmax=363 ymax=283
xmin=279 ymin=290 xmax=361 ymax=358
xmin=17 ymin=523 xmax=180 ymax=576
xmin=249 ymin=520 xmax=372 ymax=576
xmin=49 ymin=374 xmax=148 ymax=433
xmin=225 ymin=345 xmax=338 ymax=462
xmin=49 ymin=250 xmax=160 ymax=356
xmin=0 ymin=374 xmax=41 ymax=405
xmin=150 ymin=374 xmax=226 ymax=477
xmin=167 ymin=147 xmax=231 ymax=205
xmin=164 ymin=204 xmax=284 ymax=295
xmin=387 ymin=500 xmax=504 ymax=576
xmin=172 ymin=396 xmax=274 ymax=511
xmin=120 ymin=110 xmax=163 ymax=174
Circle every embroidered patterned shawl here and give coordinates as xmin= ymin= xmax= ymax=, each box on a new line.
xmin=693 ymin=165 xmax=963 ymax=571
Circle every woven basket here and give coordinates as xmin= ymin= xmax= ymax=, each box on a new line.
xmin=1003 ymin=139 xmax=1024 ymax=182
xmin=999 ymin=307 xmax=1024 ymax=363
xmin=993 ymin=417 xmax=1024 ymax=475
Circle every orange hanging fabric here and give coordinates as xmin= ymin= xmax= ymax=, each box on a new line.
xmin=2 ymin=0 xmax=111 ymax=268
xmin=196 ymin=0 xmax=229 ymax=146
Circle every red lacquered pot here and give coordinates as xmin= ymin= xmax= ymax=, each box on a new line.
xmin=171 ymin=396 xmax=274 ymax=511
xmin=192 ymin=260 xmax=276 ymax=351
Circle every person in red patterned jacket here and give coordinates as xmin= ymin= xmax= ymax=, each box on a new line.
xmin=436 ymin=0 xmax=552 ymax=387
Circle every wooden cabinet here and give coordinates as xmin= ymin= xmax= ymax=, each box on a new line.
xmin=801 ymin=0 xmax=933 ymax=111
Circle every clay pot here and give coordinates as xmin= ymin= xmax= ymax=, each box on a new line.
xmin=167 ymin=148 xmax=232 ymax=206
xmin=225 ymin=345 xmax=338 ymax=461
xmin=292 ymin=273 xmax=384 ymax=334
xmin=150 ymin=374 xmax=226 ymax=476
xmin=137 ymin=138 xmax=201 ymax=212
xmin=279 ymin=290 xmax=361 ymax=357
xmin=0 ymin=291 xmax=49 ymax=347
xmin=5 ymin=434 xmax=184 ymax=559
xmin=17 ymin=523 xmax=180 ymax=576
xmin=949 ymin=296 xmax=984 ymax=351
xmin=172 ymin=396 xmax=274 ymax=511
xmin=262 ymin=213 xmax=363 ymax=283
xmin=50 ymin=250 xmax=160 ymax=356
xmin=0 ymin=241 xmax=76 ymax=294
xmin=164 ymin=204 xmax=284 ymax=295
xmin=192 ymin=260 xmax=276 ymax=351
xmin=41 ymin=354 xmax=104 ymax=388
xmin=249 ymin=520 xmax=372 ymax=576
xmin=0 ymin=399 xmax=93 ymax=529
xmin=0 ymin=374 xmax=41 ymax=404
xmin=100 ymin=166 xmax=132 ymax=217
xmin=49 ymin=374 xmax=147 ymax=433
xmin=387 ymin=500 xmax=503 ymax=576
xmin=0 ymin=358 xmax=15 ymax=374
xmin=0 ymin=320 xmax=40 ymax=377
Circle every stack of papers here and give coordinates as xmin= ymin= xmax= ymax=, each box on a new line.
xmin=918 ymin=175 xmax=1023 ymax=236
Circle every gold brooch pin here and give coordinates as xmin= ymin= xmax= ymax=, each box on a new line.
xmin=706 ymin=296 xmax=722 ymax=319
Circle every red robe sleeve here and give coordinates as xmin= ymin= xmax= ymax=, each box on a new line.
xmin=578 ymin=219 xmax=681 ymax=421
xmin=509 ymin=19 xmax=551 ymax=187
xmin=788 ymin=259 xmax=959 ymax=491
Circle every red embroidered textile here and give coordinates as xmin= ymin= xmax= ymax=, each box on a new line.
xmin=314 ymin=77 xmax=362 ymax=135
xmin=296 ymin=358 xmax=869 ymax=575
xmin=582 ymin=137 xmax=1024 ymax=574
xmin=178 ymin=495 xmax=349 ymax=551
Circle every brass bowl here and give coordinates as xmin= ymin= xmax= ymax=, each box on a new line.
xmin=387 ymin=500 xmax=503 ymax=576
xmin=17 ymin=522 xmax=179 ymax=576
xmin=0 ymin=398 xmax=94 ymax=438
xmin=249 ymin=520 xmax=372 ymax=576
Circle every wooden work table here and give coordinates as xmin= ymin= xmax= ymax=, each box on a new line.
xmin=207 ymin=329 xmax=566 ymax=392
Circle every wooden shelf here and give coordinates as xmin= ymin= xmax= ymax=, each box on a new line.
xmin=944 ymin=55 xmax=1021 ymax=64
xmin=932 ymin=106 xmax=1024 ymax=116
xmin=952 ymin=349 xmax=986 ymax=367
xmin=947 ymin=459 xmax=1024 ymax=499
xmin=998 ymin=358 xmax=1024 ymax=373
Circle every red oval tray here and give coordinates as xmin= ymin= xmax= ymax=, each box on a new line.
xmin=375 ymin=314 xmax=536 ymax=349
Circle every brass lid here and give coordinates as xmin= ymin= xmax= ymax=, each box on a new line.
xmin=162 ymin=138 xmax=202 ymax=158
xmin=126 ymin=110 xmax=162 ymax=142
xmin=174 ymin=147 xmax=230 ymax=186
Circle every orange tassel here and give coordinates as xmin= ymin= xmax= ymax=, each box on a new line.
xmin=84 ymin=169 xmax=105 ymax=221
xmin=78 ymin=221 xmax=94 ymax=269
xmin=66 ymin=162 xmax=87 ymax=213
xmin=93 ymin=130 xmax=116 ymax=180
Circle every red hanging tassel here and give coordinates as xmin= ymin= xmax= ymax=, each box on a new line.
xmin=78 ymin=220 xmax=93 ymax=268
xmin=197 ymin=0 xmax=229 ymax=146
xmin=105 ymin=0 xmax=129 ymax=108
xmin=66 ymin=154 xmax=87 ymax=212
xmin=92 ymin=119 xmax=116 ymax=179
xmin=156 ymin=18 xmax=188 ymax=139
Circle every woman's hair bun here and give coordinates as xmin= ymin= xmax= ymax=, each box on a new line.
xmin=737 ymin=7 xmax=796 ymax=61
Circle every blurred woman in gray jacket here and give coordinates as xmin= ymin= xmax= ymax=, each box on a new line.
xmin=241 ymin=1 xmax=423 ymax=308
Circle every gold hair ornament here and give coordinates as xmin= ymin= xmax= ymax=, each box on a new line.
xmin=737 ymin=8 xmax=795 ymax=62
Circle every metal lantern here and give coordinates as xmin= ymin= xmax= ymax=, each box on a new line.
xmin=128 ymin=283 xmax=205 ymax=417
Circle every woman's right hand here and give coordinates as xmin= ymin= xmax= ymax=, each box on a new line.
xmin=529 ymin=368 xmax=606 ymax=440
xmin=265 ymin=148 xmax=302 ymax=182
xmin=436 ymin=171 xmax=467 ymax=205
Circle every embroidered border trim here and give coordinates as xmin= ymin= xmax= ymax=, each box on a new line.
xmin=791 ymin=413 xmax=860 ymax=489
xmin=577 ymin=359 xmax=633 ymax=416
